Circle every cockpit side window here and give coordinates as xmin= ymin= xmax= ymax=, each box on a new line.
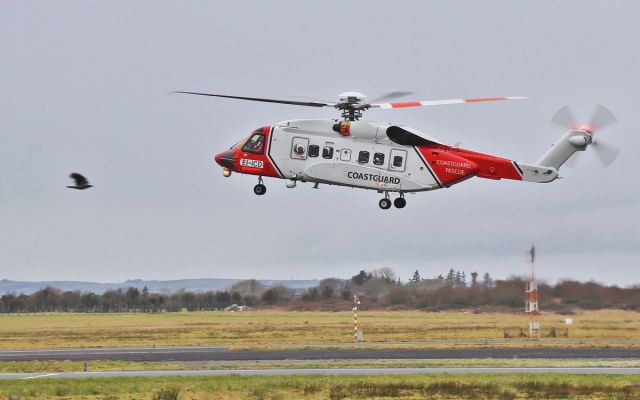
xmin=242 ymin=133 xmax=265 ymax=154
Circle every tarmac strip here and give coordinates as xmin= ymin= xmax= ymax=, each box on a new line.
xmin=1 ymin=346 xmax=639 ymax=362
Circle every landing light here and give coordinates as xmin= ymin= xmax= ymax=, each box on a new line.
xmin=222 ymin=168 xmax=232 ymax=177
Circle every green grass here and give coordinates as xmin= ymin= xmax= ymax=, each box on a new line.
xmin=0 ymin=309 xmax=638 ymax=350
xmin=1 ymin=374 xmax=640 ymax=399
xmin=1 ymin=358 xmax=640 ymax=373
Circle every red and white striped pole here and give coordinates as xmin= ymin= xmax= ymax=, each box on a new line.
xmin=525 ymin=244 xmax=540 ymax=338
xmin=353 ymin=295 xmax=360 ymax=341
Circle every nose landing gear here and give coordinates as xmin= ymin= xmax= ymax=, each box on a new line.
xmin=253 ymin=176 xmax=266 ymax=196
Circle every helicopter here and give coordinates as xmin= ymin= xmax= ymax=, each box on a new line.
xmin=176 ymin=91 xmax=618 ymax=209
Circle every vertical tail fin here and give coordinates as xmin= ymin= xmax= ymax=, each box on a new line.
xmin=537 ymin=105 xmax=618 ymax=169
xmin=536 ymin=129 xmax=591 ymax=169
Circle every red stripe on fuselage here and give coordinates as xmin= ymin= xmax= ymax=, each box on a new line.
xmin=447 ymin=147 xmax=522 ymax=180
xmin=417 ymin=147 xmax=478 ymax=186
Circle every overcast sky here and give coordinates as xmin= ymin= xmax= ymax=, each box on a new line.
xmin=1 ymin=1 xmax=638 ymax=285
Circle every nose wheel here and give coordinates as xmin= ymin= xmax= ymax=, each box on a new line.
xmin=253 ymin=177 xmax=266 ymax=196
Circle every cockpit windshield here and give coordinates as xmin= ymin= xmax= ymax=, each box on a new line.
xmin=241 ymin=128 xmax=266 ymax=154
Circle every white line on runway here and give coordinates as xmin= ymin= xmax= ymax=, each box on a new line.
xmin=20 ymin=373 xmax=60 ymax=380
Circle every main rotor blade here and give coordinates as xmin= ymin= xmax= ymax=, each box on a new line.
xmin=589 ymin=104 xmax=617 ymax=132
xmin=592 ymin=140 xmax=620 ymax=167
xmin=368 ymin=91 xmax=414 ymax=104
xmin=288 ymin=94 xmax=335 ymax=103
xmin=371 ymin=96 xmax=528 ymax=110
xmin=173 ymin=91 xmax=333 ymax=108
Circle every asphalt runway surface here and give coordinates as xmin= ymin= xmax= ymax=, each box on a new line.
xmin=2 ymin=367 xmax=640 ymax=380
xmin=1 ymin=346 xmax=640 ymax=362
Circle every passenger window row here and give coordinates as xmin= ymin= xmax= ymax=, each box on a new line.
xmin=307 ymin=144 xmax=334 ymax=159
xmin=307 ymin=145 xmax=389 ymax=166
xmin=358 ymin=151 xmax=385 ymax=166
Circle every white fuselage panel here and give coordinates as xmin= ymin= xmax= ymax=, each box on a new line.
xmin=268 ymin=120 xmax=440 ymax=192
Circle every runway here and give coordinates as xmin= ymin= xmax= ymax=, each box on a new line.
xmin=1 ymin=346 xmax=639 ymax=362
xmin=2 ymin=367 xmax=640 ymax=380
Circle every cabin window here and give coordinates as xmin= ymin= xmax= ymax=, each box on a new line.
xmin=358 ymin=151 xmax=369 ymax=164
xmin=242 ymin=133 xmax=265 ymax=154
xmin=340 ymin=149 xmax=352 ymax=161
xmin=322 ymin=146 xmax=334 ymax=159
xmin=389 ymin=149 xmax=407 ymax=172
xmin=308 ymin=145 xmax=320 ymax=157
xmin=373 ymin=152 xmax=385 ymax=166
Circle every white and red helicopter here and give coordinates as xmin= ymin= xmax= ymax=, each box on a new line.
xmin=177 ymin=91 xmax=618 ymax=209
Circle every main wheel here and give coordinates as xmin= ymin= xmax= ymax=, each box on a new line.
xmin=253 ymin=184 xmax=267 ymax=195
xmin=394 ymin=197 xmax=406 ymax=209
xmin=379 ymin=198 xmax=392 ymax=210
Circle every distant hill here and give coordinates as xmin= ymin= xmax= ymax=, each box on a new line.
xmin=0 ymin=278 xmax=319 ymax=295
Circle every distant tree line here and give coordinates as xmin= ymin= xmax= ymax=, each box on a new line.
xmin=0 ymin=269 xmax=638 ymax=313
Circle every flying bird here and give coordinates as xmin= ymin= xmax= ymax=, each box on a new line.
xmin=67 ymin=173 xmax=93 ymax=190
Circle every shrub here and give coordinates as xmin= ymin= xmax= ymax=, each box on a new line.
xmin=152 ymin=387 xmax=181 ymax=400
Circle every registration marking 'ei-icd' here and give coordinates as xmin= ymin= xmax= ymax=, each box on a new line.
xmin=240 ymin=159 xmax=263 ymax=168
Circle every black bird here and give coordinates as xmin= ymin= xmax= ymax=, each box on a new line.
xmin=67 ymin=173 xmax=93 ymax=190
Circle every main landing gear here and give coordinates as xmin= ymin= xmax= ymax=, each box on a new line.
xmin=379 ymin=193 xmax=406 ymax=210
xmin=394 ymin=194 xmax=406 ymax=209
xmin=253 ymin=176 xmax=266 ymax=195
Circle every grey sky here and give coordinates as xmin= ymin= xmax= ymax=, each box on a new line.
xmin=1 ymin=1 xmax=638 ymax=285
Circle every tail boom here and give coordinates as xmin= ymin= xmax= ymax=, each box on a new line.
xmin=447 ymin=148 xmax=557 ymax=183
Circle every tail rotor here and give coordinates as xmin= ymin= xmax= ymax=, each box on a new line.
xmin=550 ymin=105 xmax=619 ymax=167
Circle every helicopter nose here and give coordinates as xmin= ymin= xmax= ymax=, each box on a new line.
xmin=215 ymin=150 xmax=236 ymax=170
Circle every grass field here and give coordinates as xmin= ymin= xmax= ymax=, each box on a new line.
xmin=2 ymin=374 xmax=640 ymax=399
xmin=0 ymin=309 xmax=638 ymax=350
xmin=2 ymin=358 xmax=640 ymax=374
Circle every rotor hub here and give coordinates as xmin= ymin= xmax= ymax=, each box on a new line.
xmin=336 ymin=92 xmax=368 ymax=121
xmin=337 ymin=92 xmax=366 ymax=104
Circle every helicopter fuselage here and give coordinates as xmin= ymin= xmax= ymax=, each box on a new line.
xmin=214 ymin=119 xmax=558 ymax=198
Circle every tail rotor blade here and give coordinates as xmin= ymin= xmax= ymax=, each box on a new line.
xmin=590 ymin=105 xmax=617 ymax=132
xmin=592 ymin=139 xmax=620 ymax=167
xmin=551 ymin=105 xmax=577 ymax=130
